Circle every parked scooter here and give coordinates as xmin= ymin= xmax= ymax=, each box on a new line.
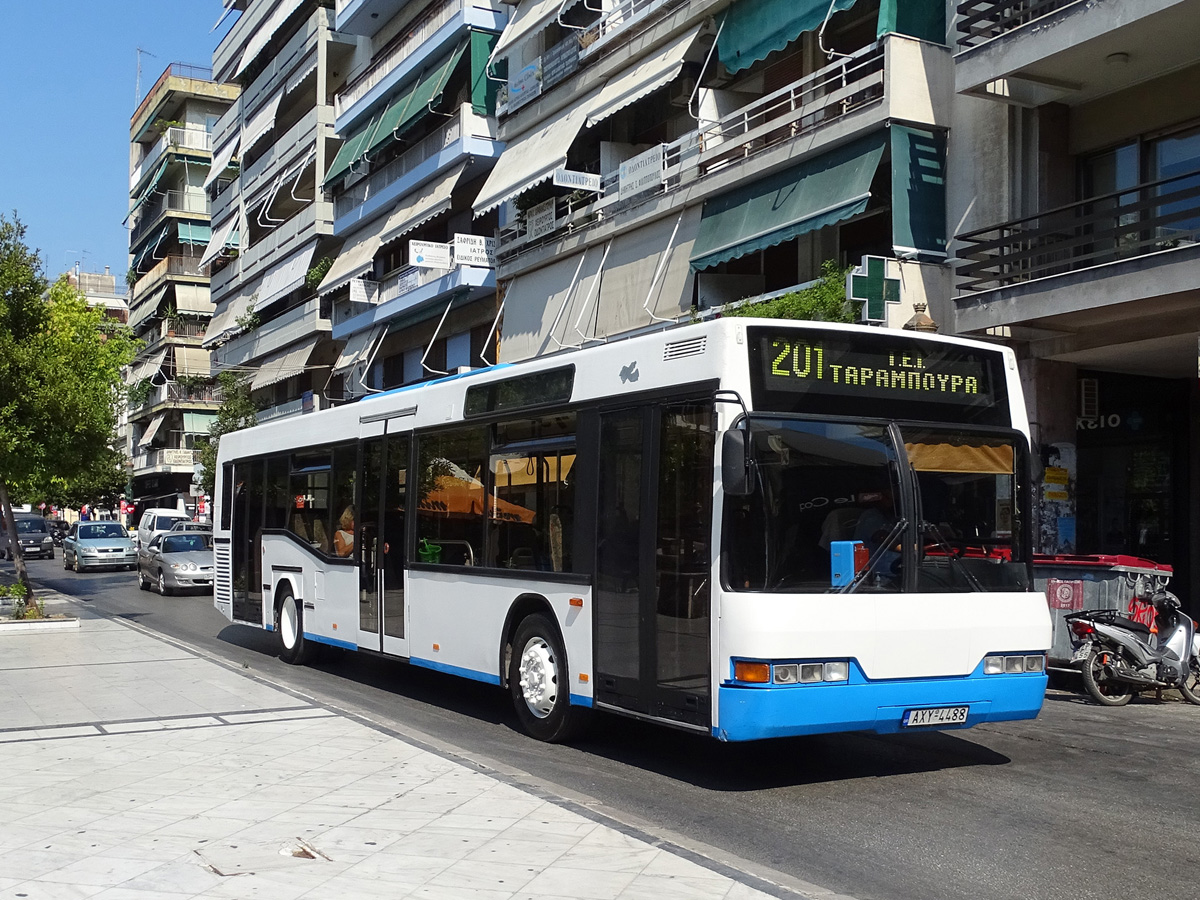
xmin=1066 ymin=580 xmax=1200 ymax=706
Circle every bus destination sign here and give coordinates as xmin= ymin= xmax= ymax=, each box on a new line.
xmin=747 ymin=327 xmax=1009 ymax=425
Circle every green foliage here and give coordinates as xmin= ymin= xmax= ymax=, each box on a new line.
xmin=2 ymin=581 xmax=43 ymax=620
xmin=721 ymin=260 xmax=855 ymax=323
xmin=305 ymin=256 xmax=334 ymax=290
xmin=23 ymin=442 xmax=129 ymax=512
xmin=234 ymin=296 xmax=260 ymax=332
xmin=0 ymin=213 xmax=139 ymax=598
xmin=174 ymin=374 xmax=210 ymax=395
xmin=126 ymin=267 xmax=139 ymax=287
xmin=197 ymin=370 xmax=258 ymax=496
xmin=127 ymin=378 xmax=153 ymax=407
xmin=162 ymin=302 xmax=182 ymax=329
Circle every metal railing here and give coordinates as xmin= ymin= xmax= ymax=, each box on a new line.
xmin=955 ymin=168 xmax=1200 ymax=290
xmin=131 ymin=190 xmax=209 ymax=243
xmin=378 ymin=265 xmax=451 ymax=303
xmin=498 ymin=40 xmax=886 ymax=245
xmin=955 ymin=0 xmax=1078 ymax=49
xmin=334 ymin=112 xmax=465 ymax=219
xmin=335 ymin=0 xmax=466 ymax=118
xmin=132 ymin=254 xmax=208 ymax=298
xmin=578 ymin=0 xmax=679 ymax=55
xmin=132 ymin=62 xmax=214 ymax=127
xmin=133 ymin=127 xmax=215 ymax=189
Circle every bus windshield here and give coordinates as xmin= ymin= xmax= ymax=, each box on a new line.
xmin=723 ymin=418 xmax=1029 ymax=593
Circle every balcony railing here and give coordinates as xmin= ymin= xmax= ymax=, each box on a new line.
xmin=498 ymin=40 xmax=886 ymax=245
xmin=334 ymin=111 xmax=466 ymax=220
xmin=956 ymin=168 xmax=1200 ymax=290
xmin=132 ymin=253 xmax=207 ymax=300
xmin=258 ymin=393 xmax=328 ymax=422
xmin=955 ymin=0 xmax=1077 ymax=49
xmin=134 ymin=447 xmax=202 ymax=472
xmin=335 ymin=0 xmax=467 ymax=119
xmin=131 ymin=190 xmax=209 ymax=244
xmin=215 ymin=296 xmax=330 ymax=369
xmin=132 ymin=62 xmax=215 ymax=128
xmin=130 ymin=381 xmax=222 ymax=413
xmin=132 ymin=127 xmax=214 ymax=190
xmin=578 ymin=0 xmax=681 ymax=58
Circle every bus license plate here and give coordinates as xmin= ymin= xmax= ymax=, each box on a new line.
xmin=903 ymin=706 xmax=968 ymax=727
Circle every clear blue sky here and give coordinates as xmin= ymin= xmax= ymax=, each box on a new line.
xmin=1 ymin=2 xmax=232 ymax=284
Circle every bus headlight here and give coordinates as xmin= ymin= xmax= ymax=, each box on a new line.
xmin=984 ymin=654 xmax=1044 ymax=674
xmin=771 ymin=660 xmax=851 ymax=684
xmin=823 ymin=661 xmax=849 ymax=682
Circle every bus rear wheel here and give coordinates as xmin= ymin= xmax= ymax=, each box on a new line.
xmin=509 ymin=613 xmax=582 ymax=743
xmin=277 ymin=589 xmax=312 ymax=665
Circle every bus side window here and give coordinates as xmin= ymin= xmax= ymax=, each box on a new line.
xmin=488 ymin=447 xmax=576 ymax=572
xmin=416 ymin=427 xmax=488 ymax=566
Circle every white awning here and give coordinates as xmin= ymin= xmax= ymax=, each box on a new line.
xmin=498 ymin=248 xmax=604 ymax=362
xmin=286 ymin=50 xmax=318 ymax=96
xmin=586 ymin=27 xmax=701 ymax=128
xmin=332 ymin=325 xmax=383 ymax=377
xmin=139 ymin=414 xmax=165 ymax=447
xmin=130 ymin=348 xmax=168 ymax=383
xmin=241 ymin=88 xmax=284 ymax=154
xmin=381 ymin=162 xmax=466 ymax=246
xmin=318 ymin=215 xmax=391 ymax=296
xmin=492 ymin=0 xmax=584 ymax=61
xmin=173 ymin=284 xmax=213 ymax=314
xmin=473 ymin=93 xmax=598 ymax=216
xmin=199 ymin=215 xmax=237 ymax=268
xmin=204 ymin=134 xmax=240 ymax=189
xmin=236 ymin=0 xmax=305 ymax=77
xmin=257 ymin=241 xmax=317 ymax=311
xmin=174 ymin=346 xmax=212 ymax=377
xmin=203 ymin=284 xmax=258 ymax=346
xmin=128 ymin=284 xmax=168 ymax=332
xmin=251 ymin=337 xmax=319 ymax=390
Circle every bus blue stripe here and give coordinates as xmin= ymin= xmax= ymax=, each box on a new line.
xmin=410 ymin=657 xmax=502 ymax=685
xmin=569 ymin=693 xmax=593 ymax=708
xmin=304 ymin=632 xmax=357 ymax=651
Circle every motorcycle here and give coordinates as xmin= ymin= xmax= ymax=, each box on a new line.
xmin=1066 ymin=582 xmax=1200 ymax=707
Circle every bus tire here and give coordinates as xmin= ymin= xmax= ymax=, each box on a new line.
xmin=509 ymin=613 xmax=581 ymax=743
xmin=277 ymin=588 xmax=312 ymax=665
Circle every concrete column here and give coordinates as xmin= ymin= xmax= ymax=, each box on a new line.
xmin=1020 ymin=356 xmax=1077 ymax=553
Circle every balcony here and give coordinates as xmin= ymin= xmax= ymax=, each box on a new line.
xmin=954 ymin=0 xmax=1198 ymax=105
xmin=257 ymin=392 xmax=330 ymax=422
xmin=212 ymin=201 xmax=332 ymax=302
xmin=131 ymin=128 xmax=214 ymax=191
xmin=333 ymin=264 xmax=494 ymax=339
xmin=131 ymin=63 xmax=215 ymax=135
xmin=132 ymin=254 xmax=208 ymax=302
xmin=241 ymin=105 xmax=325 ymax=203
xmin=577 ymin=0 xmax=682 ymax=60
xmin=130 ymin=190 xmax=208 ymax=245
xmin=215 ymin=296 xmax=332 ymax=370
xmin=499 ymin=34 xmax=944 ymax=256
xmin=333 ymin=104 xmax=499 ymax=231
xmin=334 ymin=0 xmax=506 ymax=128
xmin=130 ymin=382 xmax=222 ymax=416
xmin=141 ymin=320 xmax=209 ymax=352
xmin=133 ymin=447 xmax=202 ymax=475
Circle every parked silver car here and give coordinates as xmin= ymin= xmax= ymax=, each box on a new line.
xmin=138 ymin=531 xmax=214 ymax=595
xmin=63 ymin=521 xmax=138 ymax=572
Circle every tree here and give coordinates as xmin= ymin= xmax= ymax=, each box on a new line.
xmin=0 ymin=214 xmax=139 ymax=606
xmin=721 ymin=260 xmax=855 ymax=323
xmin=197 ymin=370 xmax=257 ymax=498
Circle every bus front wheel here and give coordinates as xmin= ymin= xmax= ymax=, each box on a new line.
xmin=509 ymin=613 xmax=582 ymax=743
xmin=277 ymin=589 xmax=313 ymax=665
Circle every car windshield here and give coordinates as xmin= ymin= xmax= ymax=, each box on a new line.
xmin=163 ymin=534 xmax=211 ymax=553
xmin=155 ymin=516 xmax=187 ymax=530
xmin=16 ymin=519 xmax=47 ymax=534
xmin=81 ymin=523 xmax=127 ymax=540
xmin=723 ymin=417 xmax=1030 ymax=593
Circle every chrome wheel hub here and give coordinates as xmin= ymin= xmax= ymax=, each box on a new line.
xmin=518 ymin=637 xmax=558 ymax=719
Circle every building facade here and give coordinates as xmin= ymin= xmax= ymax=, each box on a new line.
xmin=202 ymin=0 xmax=352 ymax=423
xmin=319 ymin=0 xmax=508 ymax=398
xmin=125 ymin=63 xmax=238 ymax=518
xmin=947 ymin=0 xmax=1200 ymax=602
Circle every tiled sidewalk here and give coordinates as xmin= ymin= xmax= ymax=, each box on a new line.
xmin=0 ymin=593 xmax=807 ymax=900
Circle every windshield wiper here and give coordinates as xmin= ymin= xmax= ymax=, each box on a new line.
xmin=922 ymin=521 xmax=985 ymax=592
xmin=838 ymin=518 xmax=907 ymax=594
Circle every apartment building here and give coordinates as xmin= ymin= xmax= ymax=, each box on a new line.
xmin=66 ymin=267 xmax=129 ymax=323
xmin=318 ymin=0 xmax=508 ymax=398
xmin=947 ymin=0 xmax=1200 ymax=600
xmin=202 ymin=0 xmax=354 ymax=422
xmin=126 ymin=63 xmax=238 ymax=516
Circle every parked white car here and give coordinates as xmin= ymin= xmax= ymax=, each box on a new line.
xmin=136 ymin=508 xmax=189 ymax=549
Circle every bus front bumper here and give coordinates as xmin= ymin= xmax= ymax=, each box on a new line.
xmin=714 ymin=672 xmax=1047 ymax=742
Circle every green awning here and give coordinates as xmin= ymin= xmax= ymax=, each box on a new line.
xmin=323 ymin=115 xmax=380 ymax=188
xmin=690 ymin=132 xmax=885 ymax=271
xmin=890 ymin=125 xmax=946 ymax=258
xmin=183 ymin=412 xmax=217 ymax=435
xmin=132 ymin=224 xmax=171 ymax=270
xmin=877 ymin=0 xmax=945 ymax=43
xmin=718 ymin=0 xmax=858 ymax=74
xmin=177 ymin=222 xmax=212 ymax=245
xmin=363 ymin=39 xmax=468 ymax=159
xmin=470 ymin=30 xmax=499 ymax=116
xmin=124 ymin=159 xmax=170 ymax=224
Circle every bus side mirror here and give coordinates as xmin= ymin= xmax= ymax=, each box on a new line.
xmin=722 ymin=430 xmax=753 ymax=497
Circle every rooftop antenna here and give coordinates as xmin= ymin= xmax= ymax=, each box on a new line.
xmin=135 ymin=47 xmax=158 ymax=105
xmin=65 ymin=250 xmax=90 ymax=275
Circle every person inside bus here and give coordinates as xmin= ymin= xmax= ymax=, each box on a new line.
xmin=854 ymin=487 xmax=901 ymax=575
xmin=334 ymin=505 xmax=355 ymax=557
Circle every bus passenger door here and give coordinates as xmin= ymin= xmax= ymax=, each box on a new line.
xmin=357 ymin=434 xmax=409 ymax=656
xmin=357 ymin=439 xmax=383 ymax=651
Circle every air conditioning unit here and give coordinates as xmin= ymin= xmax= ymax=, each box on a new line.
xmin=669 ymin=77 xmax=696 ymax=107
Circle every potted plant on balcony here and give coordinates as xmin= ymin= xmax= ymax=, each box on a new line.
xmin=127 ymin=379 xmax=153 ymax=408
xmin=162 ymin=303 xmax=183 ymax=336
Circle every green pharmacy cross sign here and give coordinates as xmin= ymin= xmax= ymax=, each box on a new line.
xmin=848 ymin=256 xmax=901 ymax=323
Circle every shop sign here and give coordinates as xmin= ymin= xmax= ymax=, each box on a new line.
xmin=409 ymin=241 xmax=452 ymax=269
xmin=161 ymin=449 xmax=195 ymax=467
xmin=542 ymin=37 xmax=578 ymax=90
xmin=453 ymin=234 xmax=497 ymax=268
xmin=525 ymin=198 xmax=557 ymax=240
xmin=554 ymin=168 xmax=602 ymax=192
xmin=618 ymin=144 xmax=664 ymax=199
xmin=507 ymin=59 xmax=542 ymax=112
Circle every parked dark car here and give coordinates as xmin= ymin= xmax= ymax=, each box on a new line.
xmin=3 ymin=515 xmax=55 ymax=560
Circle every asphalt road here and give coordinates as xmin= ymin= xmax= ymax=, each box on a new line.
xmin=14 ymin=556 xmax=1200 ymax=900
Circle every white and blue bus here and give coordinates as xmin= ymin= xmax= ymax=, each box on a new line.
xmin=214 ymin=318 xmax=1050 ymax=742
